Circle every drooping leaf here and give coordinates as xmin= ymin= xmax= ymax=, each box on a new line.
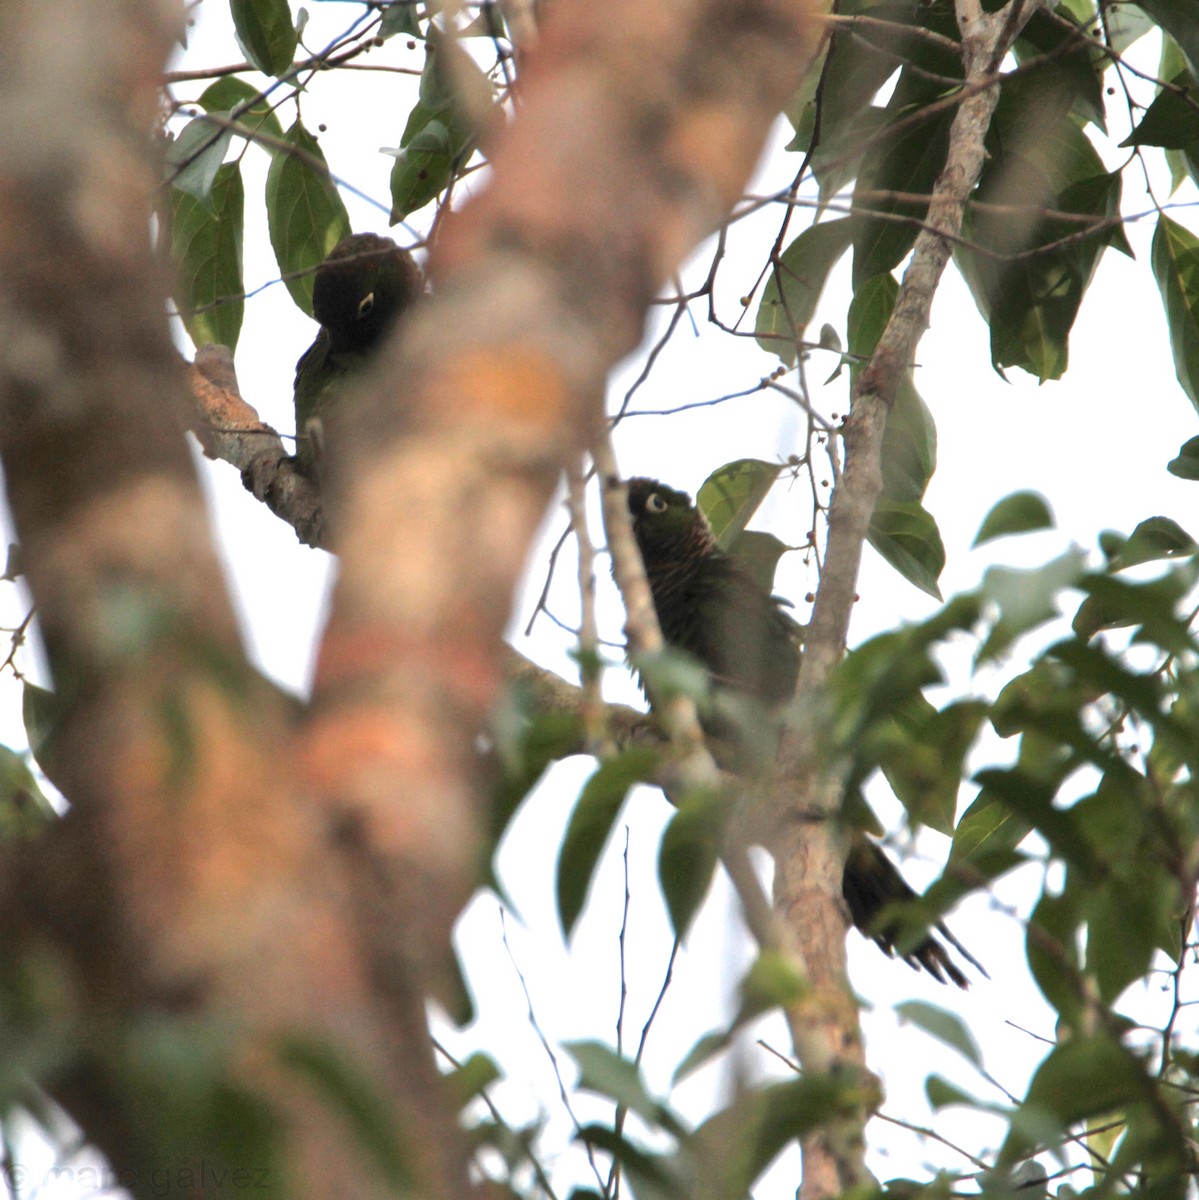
xmin=976 ymin=548 xmax=1088 ymax=662
xmin=852 ymin=91 xmax=954 ymax=287
xmin=1026 ymin=888 xmax=1084 ymax=1028
xmin=231 ymin=0 xmax=298 ymax=77
xmin=658 ymin=788 xmax=726 ymax=939
xmin=1109 ymin=516 xmax=1198 ymax=568
xmin=1000 ymin=1035 xmax=1148 ymax=1165
xmin=726 ymin=531 xmax=792 ymax=595
xmin=956 ymin=71 xmax=1125 ymax=380
xmin=198 ymin=77 xmax=285 ymax=147
xmin=1014 ymin=6 xmax=1106 ymax=130
xmin=880 ymin=698 xmax=989 ymax=834
xmin=1136 ymin=0 xmax=1199 ymax=79
xmin=443 ymin=1053 xmax=500 ymax=1111
xmin=167 ymin=161 xmax=245 ymax=351
xmin=165 ymin=116 xmax=234 ymax=204
xmin=389 ymin=119 xmax=456 ymax=221
xmin=687 ymin=1076 xmax=854 ymax=1200
xmin=974 ymin=491 xmax=1055 ymax=546
xmin=867 ymin=500 xmax=945 ymax=599
xmin=566 ymin=1042 xmax=685 ymax=1138
xmin=1151 ymin=214 xmax=1199 ymax=411
xmin=379 ymin=2 xmax=423 ymax=39
xmin=881 ymin=375 xmax=937 ymax=505
xmin=949 ymin=783 xmax=1033 ymax=867
xmin=1121 ymin=71 xmax=1199 ymax=148
xmin=698 ymin=459 xmax=784 ymax=550
xmin=0 ymin=745 xmax=55 ymax=840
xmin=754 ymin=220 xmax=853 ymax=364
xmin=388 ymin=30 xmax=493 ymax=222
xmin=896 ymin=1001 xmax=983 ymax=1066
xmin=556 ymin=747 xmax=659 ymax=938
xmin=265 ymin=121 xmax=352 ymax=316
xmin=1167 ymin=434 xmax=1199 ymax=479
xmin=277 ymin=1035 xmax=411 ymax=1189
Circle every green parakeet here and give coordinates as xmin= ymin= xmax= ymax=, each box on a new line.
xmin=292 ymin=233 xmax=423 ymax=477
xmin=625 ymin=476 xmax=982 ymax=987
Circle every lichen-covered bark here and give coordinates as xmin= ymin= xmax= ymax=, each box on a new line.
xmin=309 ymin=0 xmax=824 ymax=1112
xmin=0 ymin=0 xmax=827 ymax=1196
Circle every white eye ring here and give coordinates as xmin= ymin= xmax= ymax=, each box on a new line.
xmin=357 ymin=292 xmax=376 ymax=319
xmin=645 ymin=492 xmax=668 ymax=514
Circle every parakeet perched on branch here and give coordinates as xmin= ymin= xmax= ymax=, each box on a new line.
xmin=292 ymin=233 xmax=423 ymax=478
xmin=624 ymin=476 xmax=982 ymax=987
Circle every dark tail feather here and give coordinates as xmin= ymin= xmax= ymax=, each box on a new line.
xmin=842 ymin=837 xmax=987 ymax=989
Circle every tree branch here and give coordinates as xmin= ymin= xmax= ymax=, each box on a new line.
xmin=770 ymin=2 xmax=1039 ymax=1195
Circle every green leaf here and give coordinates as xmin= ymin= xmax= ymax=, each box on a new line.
xmin=688 ymin=1077 xmax=855 ymax=1200
xmin=867 ymin=500 xmax=945 ymax=599
xmin=658 ymin=789 xmax=726 ymax=938
xmin=881 ymin=374 xmax=937 ymax=505
xmin=976 ymin=548 xmax=1088 ymax=661
xmin=698 ymin=459 xmax=784 ymax=550
xmin=566 ymin=1042 xmax=685 ymax=1137
xmin=1167 ymin=434 xmax=1199 ymax=479
xmin=165 ymin=116 xmax=234 ymax=204
xmin=974 ymin=491 xmax=1055 ymax=546
xmin=490 ymin=689 xmax=584 ymax=858
xmin=1000 ymin=1035 xmax=1147 ymax=1165
xmin=231 ymin=0 xmax=298 ymax=77
xmin=852 ymin=94 xmax=954 ymax=287
xmin=1086 ymin=865 xmax=1175 ymax=1002
xmin=673 ymin=1031 xmax=732 ymax=1086
xmin=949 ymin=785 xmax=1033 ymax=867
xmin=726 ymin=530 xmax=791 ymax=595
xmin=443 ymin=1053 xmax=500 ymax=1111
xmin=388 ymin=31 xmax=492 ymax=222
xmin=1153 ymin=215 xmax=1199 ymax=411
xmin=167 ymin=161 xmax=245 ymax=351
xmin=265 ymin=121 xmax=352 ymax=316
xmin=1014 ymin=7 xmax=1106 ymax=130
xmin=896 ymin=1001 xmax=982 ymax=1066
xmin=754 ymin=220 xmax=853 ymax=364
xmin=847 ymin=272 xmax=898 ymax=367
xmin=556 ymin=747 xmax=659 ymax=937
xmin=1110 ymin=516 xmax=1198 ymax=568
xmin=0 ymin=745 xmax=54 ymax=840
xmin=278 ymin=1034 xmax=412 ymax=1189
xmin=1121 ymin=71 xmax=1199 ymax=148
xmin=1136 ymin=0 xmax=1199 ymax=79
xmin=1026 ymin=889 xmax=1083 ymax=1028
xmin=849 ymin=277 xmax=938 ymax=506
xmin=956 ymin=74 xmax=1123 ymax=380
xmin=22 ymin=683 xmax=62 ymax=785
xmin=380 ymin=2 xmax=422 ymax=38
xmin=926 ymin=1075 xmax=980 ymax=1109
xmin=389 ymin=119 xmax=455 ymax=221
xmin=880 ymin=698 xmax=989 ymax=834
xmin=198 ymin=77 xmax=285 ymax=146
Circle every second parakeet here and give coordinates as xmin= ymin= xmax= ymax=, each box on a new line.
xmin=292 ymin=232 xmax=423 ymax=478
xmin=624 ymin=476 xmax=983 ymax=987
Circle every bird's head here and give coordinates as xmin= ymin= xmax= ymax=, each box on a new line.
xmin=625 ymin=477 xmax=716 ymax=562
xmin=312 ymin=233 xmax=423 ymax=350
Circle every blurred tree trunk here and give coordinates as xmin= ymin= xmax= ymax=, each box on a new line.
xmin=0 ymin=0 xmax=823 ymax=1197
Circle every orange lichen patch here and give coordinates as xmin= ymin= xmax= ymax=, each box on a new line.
xmin=431 ymin=345 xmax=572 ymax=431
xmin=301 ymin=706 xmax=435 ymax=799
xmin=313 ymin=625 xmax=501 ymax=714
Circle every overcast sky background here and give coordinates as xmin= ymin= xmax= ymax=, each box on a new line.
xmin=6 ymin=1 xmax=1199 ymax=1195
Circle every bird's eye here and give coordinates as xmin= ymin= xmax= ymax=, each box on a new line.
xmin=645 ymin=492 xmax=668 ymax=514
xmin=357 ymin=292 xmax=376 ymax=319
